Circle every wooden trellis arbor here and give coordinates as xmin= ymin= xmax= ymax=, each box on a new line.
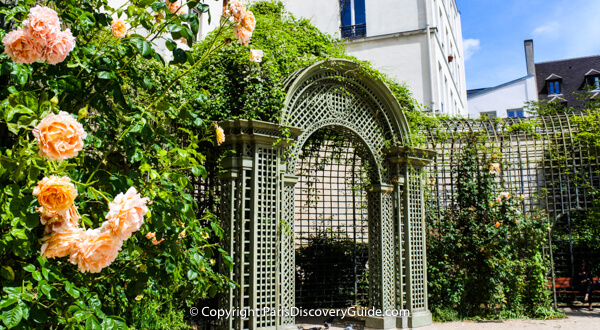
xmin=218 ymin=60 xmax=434 ymax=329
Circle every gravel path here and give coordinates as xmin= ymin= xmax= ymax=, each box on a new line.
xmin=296 ymin=307 xmax=599 ymax=330
xmin=431 ymin=308 xmax=599 ymax=330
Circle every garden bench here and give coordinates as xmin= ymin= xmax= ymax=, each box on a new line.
xmin=550 ymin=277 xmax=600 ymax=295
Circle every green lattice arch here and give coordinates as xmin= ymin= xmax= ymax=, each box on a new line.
xmin=218 ymin=59 xmax=433 ymax=330
xmin=281 ymin=59 xmax=411 ymax=181
xmin=278 ymin=59 xmax=431 ymax=329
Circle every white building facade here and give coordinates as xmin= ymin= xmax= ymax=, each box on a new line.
xmin=467 ymin=75 xmax=537 ymax=119
xmin=272 ymin=0 xmax=468 ymax=116
xmin=197 ymin=0 xmax=468 ymax=116
xmin=467 ymin=40 xmax=539 ymax=119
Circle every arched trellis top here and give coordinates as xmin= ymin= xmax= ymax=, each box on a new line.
xmin=280 ymin=59 xmax=412 ymax=182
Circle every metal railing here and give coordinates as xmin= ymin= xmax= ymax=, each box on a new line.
xmin=341 ymin=23 xmax=367 ymax=39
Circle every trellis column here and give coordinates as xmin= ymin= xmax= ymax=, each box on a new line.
xmin=387 ymin=147 xmax=436 ymax=329
xmin=365 ymin=183 xmax=397 ymax=329
xmin=218 ymin=119 xmax=302 ymax=330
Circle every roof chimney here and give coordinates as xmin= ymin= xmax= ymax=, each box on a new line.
xmin=524 ymin=39 xmax=535 ymax=76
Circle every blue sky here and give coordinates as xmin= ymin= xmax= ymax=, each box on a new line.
xmin=456 ymin=0 xmax=600 ymax=90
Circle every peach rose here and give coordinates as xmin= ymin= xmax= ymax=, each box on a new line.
xmin=214 ymin=122 xmax=225 ymax=146
xmin=249 ymin=49 xmax=263 ymax=63
xmin=33 ymin=111 xmax=87 ymax=161
xmin=23 ymin=6 xmax=60 ymax=42
xmin=227 ymin=1 xmax=246 ymax=22
xmin=33 ymin=176 xmax=77 ymax=213
xmin=39 ymin=205 xmax=80 ymax=233
xmin=234 ymin=25 xmax=252 ymax=46
xmin=40 ymin=228 xmax=84 ymax=259
xmin=167 ymin=0 xmax=182 ymax=14
xmin=2 ymin=29 xmax=44 ymax=64
xmin=43 ymin=29 xmax=76 ymax=64
xmin=498 ymin=192 xmax=510 ymax=200
xmin=69 ymin=228 xmax=123 ymax=273
xmin=102 ymin=187 xmax=149 ymax=240
xmin=240 ymin=11 xmax=256 ymax=33
xmin=111 ymin=18 xmax=127 ymax=39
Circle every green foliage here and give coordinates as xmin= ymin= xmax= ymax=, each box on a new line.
xmin=427 ymin=132 xmax=559 ymax=320
xmin=524 ymin=100 xmax=572 ymax=116
xmin=574 ymin=105 xmax=600 ymax=150
xmin=1 ymin=0 xmax=234 ymax=328
xmin=506 ymin=121 xmax=540 ymax=137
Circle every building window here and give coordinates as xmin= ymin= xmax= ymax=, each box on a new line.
xmin=507 ymin=109 xmax=524 ymax=118
xmin=548 ymin=80 xmax=561 ymax=95
xmin=481 ymin=111 xmax=497 ymax=118
xmin=340 ymin=0 xmax=366 ymax=39
xmin=587 ymin=75 xmax=600 ymax=90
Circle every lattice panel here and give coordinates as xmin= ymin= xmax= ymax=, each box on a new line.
xmin=423 ymin=114 xmax=600 ymax=278
xmin=218 ymin=168 xmax=245 ymax=329
xmin=295 ymin=132 xmax=371 ymax=308
xmin=408 ymin=169 xmax=426 ymax=310
xmin=367 ymin=190 xmax=382 ymax=309
xmin=280 ymin=183 xmax=296 ymax=325
xmin=284 ymin=71 xmax=401 ymax=181
xmin=381 ymin=191 xmax=396 ymax=310
xmin=218 ymin=176 xmax=235 ymax=329
xmin=241 ymin=168 xmax=252 ymax=330
xmin=395 ymin=182 xmax=407 ymax=310
xmin=255 ymin=147 xmax=278 ymax=328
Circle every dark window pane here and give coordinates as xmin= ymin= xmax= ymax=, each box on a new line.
xmin=340 ymin=0 xmax=352 ymax=27
xmin=354 ymin=0 xmax=366 ymax=25
xmin=548 ymin=81 xmax=561 ymax=94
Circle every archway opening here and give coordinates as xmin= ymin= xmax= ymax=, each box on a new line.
xmin=294 ymin=127 xmax=376 ymax=309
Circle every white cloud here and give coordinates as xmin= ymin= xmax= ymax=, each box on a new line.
xmin=532 ymin=22 xmax=559 ymax=38
xmin=463 ymin=38 xmax=481 ymax=60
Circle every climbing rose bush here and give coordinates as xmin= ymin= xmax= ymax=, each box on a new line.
xmin=0 ymin=0 xmax=254 ymax=328
xmin=40 ymin=227 xmax=84 ymax=259
xmin=69 ymin=228 xmax=123 ymax=273
xmin=2 ymin=5 xmax=75 ymax=64
xmin=33 ymin=176 xmax=77 ymax=213
xmin=32 ymin=111 xmax=87 ymax=160
xmin=427 ymin=132 xmax=556 ymax=320
xmin=30 ymin=110 xmax=150 ymax=274
xmin=110 ymin=18 xmax=127 ymax=39
xmin=215 ymin=122 xmax=226 ymax=146
xmin=39 ymin=205 xmax=79 ymax=233
xmin=102 ymin=187 xmax=149 ymax=241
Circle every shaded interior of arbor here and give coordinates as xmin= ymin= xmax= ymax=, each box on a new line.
xmin=425 ymin=114 xmax=600 ymax=289
xmin=295 ymin=128 xmax=371 ymax=308
xmin=553 ymin=211 xmax=600 ymax=278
